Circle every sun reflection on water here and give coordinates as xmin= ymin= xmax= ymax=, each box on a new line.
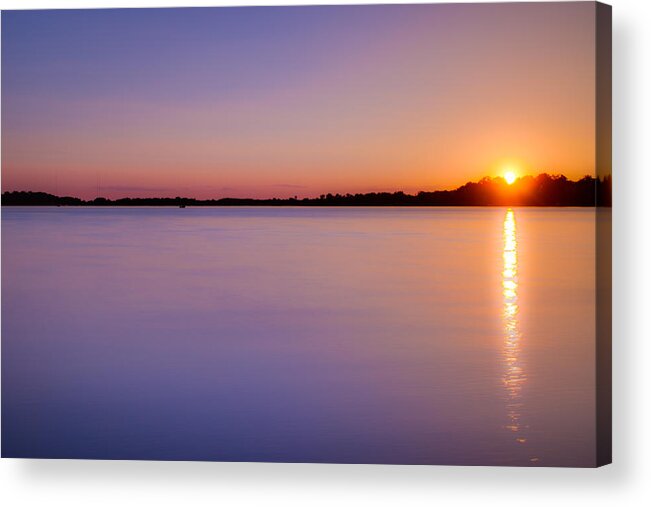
xmin=501 ymin=209 xmax=537 ymax=463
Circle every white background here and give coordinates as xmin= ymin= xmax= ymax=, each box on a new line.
xmin=0 ymin=0 xmax=649 ymax=505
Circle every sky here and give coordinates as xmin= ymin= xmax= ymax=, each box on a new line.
xmin=1 ymin=3 xmax=597 ymax=200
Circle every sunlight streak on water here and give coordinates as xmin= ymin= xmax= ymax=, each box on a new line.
xmin=501 ymin=209 xmax=538 ymax=463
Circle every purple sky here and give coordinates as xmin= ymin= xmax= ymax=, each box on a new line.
xmin=2 ymin=3 xmax=597 ymax=199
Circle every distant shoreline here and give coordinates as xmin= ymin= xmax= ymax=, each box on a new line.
xmin=1 ymin=173 xmax=611 ymax=207
xmin=1 ymin=204 xmax=602 ymax=208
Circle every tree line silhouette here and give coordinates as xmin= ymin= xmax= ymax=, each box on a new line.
xmin=2 ymin=173 xmax=611 ymax=207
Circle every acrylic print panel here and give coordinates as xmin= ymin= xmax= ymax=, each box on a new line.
xmin=1 ymin=2 xmax=611 ymax=467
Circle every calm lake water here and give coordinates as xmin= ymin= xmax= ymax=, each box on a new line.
xmin=1 ymin=207 xmax=596 ymax=466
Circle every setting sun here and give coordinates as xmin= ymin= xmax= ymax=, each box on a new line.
xmin=504 ymin=171 xmax=517 ymax=185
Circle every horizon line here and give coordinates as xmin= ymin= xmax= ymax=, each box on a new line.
xmin=2 ymin=173 xmax=604 ymax=203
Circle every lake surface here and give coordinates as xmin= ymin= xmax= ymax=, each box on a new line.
xmin=1 ymin=207 xmax=596 ymax=466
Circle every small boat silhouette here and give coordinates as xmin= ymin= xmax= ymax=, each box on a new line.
xmin=179 ymin=204 xmax=186 ymax=208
